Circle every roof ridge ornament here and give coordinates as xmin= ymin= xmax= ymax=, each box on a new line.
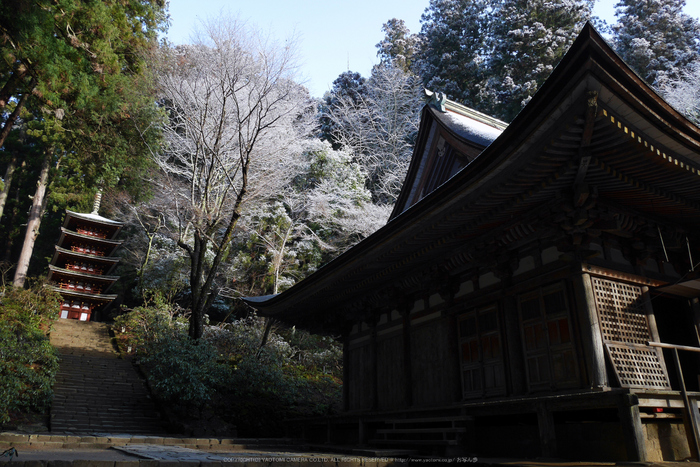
xmin=425 ymin=89 xmax=447 ymax=112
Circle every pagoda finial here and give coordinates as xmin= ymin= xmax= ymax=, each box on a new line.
xmin=91 ymin=189 xmax=103 ymax=215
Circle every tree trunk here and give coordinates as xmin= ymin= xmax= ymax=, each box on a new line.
xmin=0 ymin=67 xmax=29 ymax=111
xmin=187 ymin=231 xmax=207 ymax=339
xmin=13 ymin=150 xmax=51 ymax=287
xmin=0 ymin=81 xmax=35 ymax=222
xmin=0 ymin=79 xmax=34 ymax=151
xmin=186 ymin=164 xmax=248 ymax=340
xmin=0 ymin=154 xmax=18 ymax=222
xmin=259 ymin=223 xmax=292 ymax=349
xmin=3 ymin=187 xmax=21 ymax=262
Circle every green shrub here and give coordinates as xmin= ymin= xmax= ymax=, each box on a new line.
xmin=114 ymin=304 xmax=342 ymax=436
xmin=0 ymin=284 xmax=60 ymax=424
xmin=112 ymin=292 xmax=188 ymax=356
xmin=114 ymin=298 xmax=227 ymax=408
xmin=206 ymin=315 xmax=342 ymax=433
xmin=140 ymin=331 xmax=230 ymax=406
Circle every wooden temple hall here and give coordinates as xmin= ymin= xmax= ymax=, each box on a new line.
xmin=244 ymin=25 xmax=700 ymax=461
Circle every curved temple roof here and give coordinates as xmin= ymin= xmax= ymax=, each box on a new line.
xmin=243 ymin=23 xmax=700 ymax=334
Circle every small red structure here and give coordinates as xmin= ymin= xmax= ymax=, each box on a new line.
xmin=47 ymin=209 xmax=123 ymax=321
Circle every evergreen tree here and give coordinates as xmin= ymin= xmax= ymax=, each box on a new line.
xmin=328 ymin=63 xmax=422 ymax=204
xmin=376 ymin=18 xmax=421 ymax=73
xmin=318 ymin=71 xmax=367 ymax=146
xmin=484 ymin=0 xmax=593 ymax=121
xmin=658 ymin=61 xmax=700 ymax=125
xmin=413 ymin=0 xmax=592 ymax=121
xmin=413 ymin=0 xmax=489 ymax=110
xmin=613 ymin=0 xmax=700 ymax=85
xmin=0 ymin=0 xmax=167 ymax=286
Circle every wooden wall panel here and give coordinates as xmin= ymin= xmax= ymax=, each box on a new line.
xmin=377 ymin=334 xmax=406 ymax=410
xmin=410 ymin=318 xmax=458 ymax=406
xmin=348 ymin=343 xmax=373 ymax=411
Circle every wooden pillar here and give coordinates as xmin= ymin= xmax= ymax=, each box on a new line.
xmin=502 ymin=293 xmax=526 ymax=395
xmin=641 ymin=286 xmax=662 ymax=343
xmin=690 ymin=298 xmax=700 ymax=346
xmin=342 ymin=335 xmax=350 ymax=412
xmin=439 ymin=277 xmax=463 ymax=402
xmin=641 ymin=286 xmax=671 ymax=377
xmin=691 ymin=298 xmax=700 ymax=389
xmin=572 ymin=272 xmax=608 ymax=388
xmin=370 ymin=321 xmax=379 ymax=411
xmin=446 ymin=310 xmax=463 ymax=402
xmin=537 ymin=402 xmax=557 ymax=458
xmin=401 ymin=308 xmax=414 ymax=407
xmin=618 ymin=393 xmax=647 ymax=461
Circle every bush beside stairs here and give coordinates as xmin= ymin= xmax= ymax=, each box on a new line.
xmin=49 ymin=319 xmax=165 ymax=435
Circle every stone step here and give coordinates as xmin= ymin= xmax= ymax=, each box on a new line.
xmin=49 ymin=320 xmax=165 ymax=436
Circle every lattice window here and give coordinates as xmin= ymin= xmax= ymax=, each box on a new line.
xmin=606 ymin=343 xmax=670 ymax=389
xmin=591 ymin=277 xmax=670 ymax=389
xmin=592 ymin=278 xmax=649 ymax=344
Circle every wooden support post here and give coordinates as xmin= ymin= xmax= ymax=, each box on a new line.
xmin=502 ymin=294 xmax=526 ymax=395
xmin=370 ymin=322 xmax=379 ymax=411
xmin=401 ymin=308 xmax=414 ymax=407
xmin=641 ymin=286 xmax=662 ymax=343
xmin=537 ymin=403 xmax=557 ymax=458
xmin=641 ymin=286 xmax=671 ymax=377
xmin=618 ymin=393 xmax=647 ymax=462
xmin=445 ymin=310 xmax=463 ymax=402
xmin=572 ymin=272 xmax=608 ymax=388
xmin=691 ymin=298 xmax=700 ymax=347
xmin=692 ymin=298 xmax=700 ymax=389
xmin=343 ymin=336 xmax=350 ymax=412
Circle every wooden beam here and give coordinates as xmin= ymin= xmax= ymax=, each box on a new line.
xmin=572 ymin=272 xmax=608 ymax=388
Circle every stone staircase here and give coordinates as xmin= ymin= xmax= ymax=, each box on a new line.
xmin=49 ymin=319 xmax=165 ymax=435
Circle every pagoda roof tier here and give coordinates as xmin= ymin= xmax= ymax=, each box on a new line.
xmin=48 ymin=265 xmax=120 ymax=283
xmin=51 ymin=245 xmax=121 ymax=274
xmin=63 ymin=210 xmax=124 ymax=240
xmin=57 ymin=228 xmax=123 ymax=257
xmin=48 ymin=266 xmax=119 ymax=295
xmin=49 ymin=286 xmax=117 ymax=302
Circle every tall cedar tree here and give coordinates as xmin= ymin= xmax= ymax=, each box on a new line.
xmin=318 ymin=71 xmax=367 ymax=148
xmin=414 ymin=0 xmax=489 ymax=111
xmin=485 ymin=0 xmax=593 ymax=121
xmin=0 ymin=0 xmax=167 ymax=286
xmin=413 ymin=0 xmax=592 ymax=121
xmin=613 ymin=0 xmax=700 ymax=85
xmin=327 ymin=63 xmax=422 ymax=204
xmin=376 ymin=19 xmax=420 ymax=73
